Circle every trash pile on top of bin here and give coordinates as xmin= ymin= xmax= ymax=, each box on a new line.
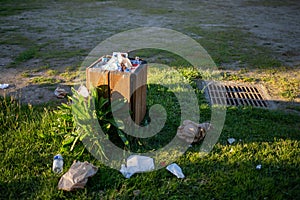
xmin=86 ymin=52 xmax=148 ymax=125
xmin=93 ymin=52 xmax=145 ymax=73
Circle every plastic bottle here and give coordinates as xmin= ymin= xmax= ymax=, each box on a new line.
xmin=52 ymin=154 xmax=63 ymax=173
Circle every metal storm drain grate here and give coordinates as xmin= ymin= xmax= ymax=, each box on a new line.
xmin=203 ymin=81 xmax=275 ymax=109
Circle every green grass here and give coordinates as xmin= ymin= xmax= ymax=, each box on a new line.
xmin=130 ymin=49 xmax=191 ymax=67
xmin=0 ymin=0 xmax=45 ymax=17
xmin=60 ymin=71 xmax=78 ymax=82
xmin=129 ymin=28 xmax=282 ymax=70
xmin=21 ymin=71 xmax=31 ymax=78
xmin=46 ymin=69 xmax=59 ymax=76
xmin=37 ymin=49 xmax=88 ymax=60
xmin=14 ymin=46 xmax=40 ymax=63
xmin=32 ymin=65 xmax=50 ymax=72
xmin=0 ymin=34 xmax=33 ymax=46
xmin=0 ymin=66 xmax=299 ymax=199
xmin=243 ymin=0 xmax=300 ymax=7
xmin=184 ymin=27 xmax=282 ymax=69
xmin=1 ymin=33 xmax=87 ymax=68
xmin=222 ymin=66 xmax=300 ymax=101
xmin=7 ymin=45 xmax=41 ymax=68
xmin=29 ymin=76 xmax=62 ymax=85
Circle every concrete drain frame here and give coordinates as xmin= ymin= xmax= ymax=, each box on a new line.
xmin=201 ymin=81 xmax=276 ymax=109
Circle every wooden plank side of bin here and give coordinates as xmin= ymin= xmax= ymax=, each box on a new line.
xmin=109 ymin=71 xmax=134 ymax=123
xmin=86 ymin=67 xmax=110 ymax=98
xmin=109 ymin=71 xmax=132 ymax=102
xmin=86 ymin=68 xmax=109 ymax=88
xmin=132 ymin=64 xmax=147 ymax=124
xmin=109 ymin=65 xmax=147 ymax=124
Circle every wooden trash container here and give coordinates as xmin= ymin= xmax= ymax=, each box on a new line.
xmin=86 ymin=57 xmax=147 ymax=124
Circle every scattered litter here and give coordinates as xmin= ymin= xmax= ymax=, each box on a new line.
xmin=58 ymin=161 xmax=98 ymax=191
xmin=77 ymin=85 xmax=89 ymax=98
xmin=176 ymin=120 xmax=212 ymax=143
xmin=227 ymin=138 xmax=236 ymax=145
xmin=120 ymin=155 xmax=154 ymax=178
xmin=256 ymin=164 xmax=262 ymax=170
xmin=54 ymin=87 xmax=68 ymax=98
xmin=133 ymin=190 xmax=141 ymax=197
xmin=0 ymin=84 xmax=9 ymax=89
xmin=52 ymin=154 xmax=63 ymax=174
xmin=166 ymin=163 xmax=185 ymax=179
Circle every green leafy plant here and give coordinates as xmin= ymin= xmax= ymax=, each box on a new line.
xmin=57 ymin=87 xmax=129 ymax=159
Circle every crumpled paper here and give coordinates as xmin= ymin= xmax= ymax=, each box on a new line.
xmin=54 ymin=87 xmax=68 ymax=99
xmin=166 ymin=163 xmax=185 ymax=178
xmin=176 ymin=120 xmax=212 ymax=143
xmin=120 ymin=155 xmax=154 ymax=178
xmin=58 ymin=161 xmax=98 ymax=191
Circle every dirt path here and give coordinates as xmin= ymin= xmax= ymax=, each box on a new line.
xmin=0 ymin=0 xmax=299 ymax=105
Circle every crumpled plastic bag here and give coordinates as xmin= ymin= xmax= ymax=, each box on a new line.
xmin=58 ymin=161 xmax=98 ymax=191
xmin=120 ymin=155 xmax=154 ymax=178
xmin=176 ymin=120 xmax=212 ymax=143
xmin=227 ymin=138 xmax=236 ymax=145
xmin=166 ymin=163 xmax=185 ymax=178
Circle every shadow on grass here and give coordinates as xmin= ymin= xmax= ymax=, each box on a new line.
xmin=0 ymin=80 xmax=299 ymax=199
xmin=0 ymin=177 xmax=42 ymax=199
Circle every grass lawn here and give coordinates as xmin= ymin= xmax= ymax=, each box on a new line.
xmin=0 ymin=66 xmax=299 ymax=199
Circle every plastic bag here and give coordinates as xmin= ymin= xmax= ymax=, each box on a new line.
xmin=166 ymin=163 xmax=185 ymax=178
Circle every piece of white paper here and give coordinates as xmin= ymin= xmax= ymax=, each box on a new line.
xmin=0 ymin=84 xmax=9 ymax=89
xmin=120 ymin=155 xmax=154 ymax=178
xmin=77 ymin=85 xmax=89 ymax=98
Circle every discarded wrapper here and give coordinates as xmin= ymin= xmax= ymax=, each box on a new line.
xmin=256 ymin=164 xmax=262 ymax=170
xmin=227 ymin=138 xmax=236 ymax=145
xmin=166 ymin=163 xmax=185 ymax=178
xmin=54 ymin=87 xmax=68 ymax=99
xmin=58 ymin=161 xmax=98 ymax=191
xmin=176 ymin=120 xmax=212 ymax=143
xmin=77 ymin=85 xmax=89 ymax=98
xmin=0 ymin=84 xmax=9 ymax=89
xmin=120 ymin=155 xmax=154 ymax=178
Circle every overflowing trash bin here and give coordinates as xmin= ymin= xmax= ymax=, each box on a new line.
xmin=86 ymin=52 xmax=147 ymax=124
